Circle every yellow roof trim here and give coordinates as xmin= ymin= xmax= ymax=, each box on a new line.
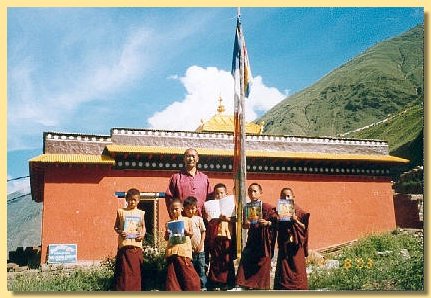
xmin=106 ymin=145 xmax=409 ymax=164
xmin=29 ymin=154 xmax=115 ymax=164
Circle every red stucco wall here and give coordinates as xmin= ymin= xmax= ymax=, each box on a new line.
xmin=40 ymin=166 xmax=396 ymax=263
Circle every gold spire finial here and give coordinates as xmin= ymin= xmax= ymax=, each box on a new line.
xmin=259 ymin=121 xmax=265 ymax=134
xmin=217 ymin=95 xmax=225 ymax=114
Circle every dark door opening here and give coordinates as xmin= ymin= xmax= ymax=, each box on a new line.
xmin=138 ymin=199 xmax=159 ymax=246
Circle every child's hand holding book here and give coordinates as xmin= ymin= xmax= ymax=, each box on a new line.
xmin=258 ymin=218 xmax=272 ymax=227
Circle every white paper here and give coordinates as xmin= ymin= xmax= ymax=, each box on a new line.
xmin=204 ymin=200 xmax=221 ymax=220
xmin=204 ymin=195 xmax=236 ymax=220
xmin=219 ymin=195 xmax=236 ymax=217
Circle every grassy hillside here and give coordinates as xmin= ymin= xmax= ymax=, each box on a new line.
xmin=260 ymin=24 xmax=423 ymax=139
xmin=349 ymin=103 xmax=423 ymax=169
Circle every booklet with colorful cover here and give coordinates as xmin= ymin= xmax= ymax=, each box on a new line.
xmin=123 ymin=215 xmax=142 ymax=239
xmin=167 ymin=220 xmax=186 ymax=245
xmin=277 ymin=199 xmax=295 ymax=221
xmin=244 ymin=201 xmax=262 ymax=224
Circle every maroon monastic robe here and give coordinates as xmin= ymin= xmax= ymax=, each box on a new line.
xmin=236 ymin=202 xmax=277 ymax=290
xmin=165 ymin=255 xmax=201 ymax=291
xmin=206 ymin=219 xmax=236 ymax=287
xmin=273 ymin=205 xmax=310 ymax=290
xmin=113 ymin=246 xmax=143 ymax=291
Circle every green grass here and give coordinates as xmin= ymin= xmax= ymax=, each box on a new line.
xmin=309 ymin=230 xmax=424 ymax=291
xmin=9 ymin=249 xmax=168 ymax=291
xmin=9 ymin=266 xmax=114 ymax=291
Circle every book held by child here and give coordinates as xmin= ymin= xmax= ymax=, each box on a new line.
xmin=244 ymin=201 xmax=262 ymax=224
xmin=277 ymin=199 xmax=295 ymax=221
xmin=167 ymin=220 xmax=187 ymax=245
xmin=123 ymin=215 xmax=142 ymax=239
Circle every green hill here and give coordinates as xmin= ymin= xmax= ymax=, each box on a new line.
xmin=348 ymin=103 xmax=423 ymax=171
xmin=259 ymin=24 xmax=424 ymax=140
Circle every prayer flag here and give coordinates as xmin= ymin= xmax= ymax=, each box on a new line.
xmin=231 ymin=12 xmax=252 ymax=260
xmin=231 ymin=18 xmax=252 ymax=98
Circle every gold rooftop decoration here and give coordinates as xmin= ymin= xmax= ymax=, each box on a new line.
xmin=196 ymin=96 xmax=262 ymax=134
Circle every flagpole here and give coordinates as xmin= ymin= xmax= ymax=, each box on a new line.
xmin=233 ymin=8 xmax=247 ymax=262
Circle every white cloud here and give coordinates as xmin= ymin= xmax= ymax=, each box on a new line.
xmin=7 ymin=175 xmax=31 ymax=195
xmin=148 ymin=66 xmax=287 ymax=130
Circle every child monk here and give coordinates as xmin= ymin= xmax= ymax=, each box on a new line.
xmin=113 ymin=188 xmax=146 ymax=291
xmin=236 ymin=183 xmax=277 ymax=290
xmin=165 ymin=198 xmax=201 ymax=291
xmin=274 ymin=187 xmax=310 ymax=290
xmin=205 ymin=183 xmax=236 ymax=290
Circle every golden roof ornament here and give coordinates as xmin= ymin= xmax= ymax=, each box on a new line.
xmin=195 ymin=95 xmax=261 ymax=134
xmin=217 ymin=96 xmax=225 ymax=114
xmin=259 ymin=121 xmax=265 ymax=134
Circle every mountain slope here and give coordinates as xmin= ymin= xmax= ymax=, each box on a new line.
xmin=348 ymin=103 xmax=423 ymax=151
xmin=259 ymin=24 xmax=424 ymax=138
xmin=348 ymin=103 xmax=423 ymax=172
xmin=7 ymin=192 xmax=42 ymax=253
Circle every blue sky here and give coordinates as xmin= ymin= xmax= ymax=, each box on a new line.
xmin=7 ymin=7 xmax=423 ymax=193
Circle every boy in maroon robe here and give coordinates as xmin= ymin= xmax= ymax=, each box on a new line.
xmin=113 ymin=188 xmax=146 ymax=291
xmin=205 ymin=183 xmax=236 ymax=290
xmin=165 ymin=198 xmax=201 ymax=291
xmin=274 ymin=188 xmax=310 ymax=290
xmin=236 ymin=183 xmax=277 ymax=290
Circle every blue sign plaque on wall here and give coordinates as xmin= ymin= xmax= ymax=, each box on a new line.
xmin=48 ymin=244 xmax=77 ymax=264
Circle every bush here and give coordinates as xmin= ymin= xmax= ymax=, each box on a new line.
xmin=141 ymin=246 xmax=167 ymax=290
